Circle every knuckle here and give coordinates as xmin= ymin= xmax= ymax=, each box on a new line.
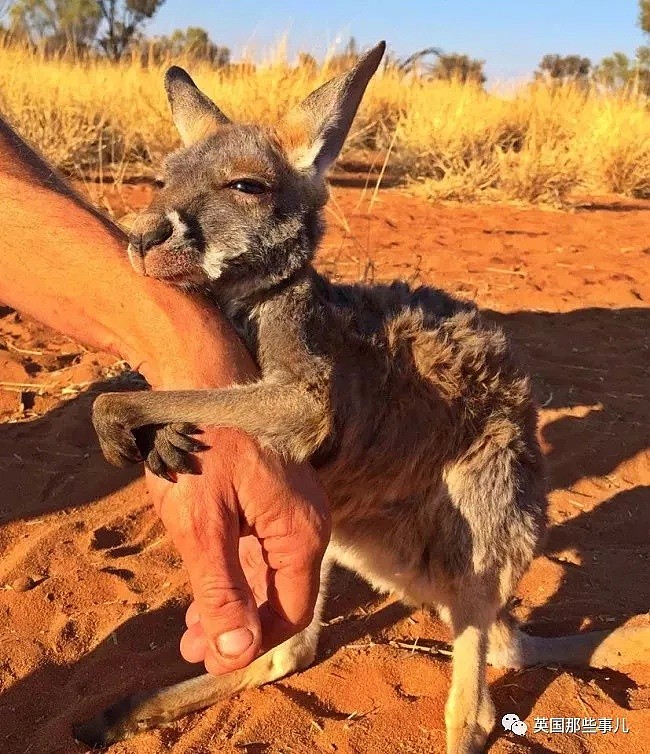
xmin=197 ymin=577 xmax=249 ymax=620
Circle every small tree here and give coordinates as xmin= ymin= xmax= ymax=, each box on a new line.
xmin=535 ymin=54 xmax=592 ymax=84
xmin=97 ymin=0 xmax=165 ymax=60
xmin=9 ymin=0 xmax=101 ymax=51
xmin=174 ymin=26 xmax=229 ymax=65
xmin=429 ymin=53 xmax=486 ymax=85
xmin=144 ymin=26 xmax=230 ymax=66
xmin=594 ymin=51 xmax=632 ymax=89
xmin=640 ymin=0 xmax=650 ymax=33
xmin=593 ymin=3 xmax=650 ymax=94
xmin=594 ymin=47 xmax=650 ymax=94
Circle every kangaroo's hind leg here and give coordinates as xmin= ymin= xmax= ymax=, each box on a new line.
xmin=75 ymin=559 xmax=331 ymax=747
xmin=442 ymin=581 xmax=499 ymax=754
xmin=426 ymin=455 xmax=543 ymax=753
xmin=74 ymin=621 xmax=322 ymax=747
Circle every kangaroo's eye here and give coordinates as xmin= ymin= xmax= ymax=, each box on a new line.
xmin=228 ymin=179 xmax=269 ymax=195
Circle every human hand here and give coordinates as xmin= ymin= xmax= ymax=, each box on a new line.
xmin=146 ymin=427 xmax=330 ymax=675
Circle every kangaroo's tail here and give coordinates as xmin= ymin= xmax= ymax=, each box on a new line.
xmin=488 ymin=616 xmax=650 ymax=670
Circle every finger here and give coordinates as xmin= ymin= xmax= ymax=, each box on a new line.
xmin=261 ymin=496 xmax=329 ymax=647
xmin=238 ymin=458 xmax=330 ymax=651
xmin=152 ymin=472 xmax=262 ymax=675
xmin=260 ymin=546 xmax=323 ymax=649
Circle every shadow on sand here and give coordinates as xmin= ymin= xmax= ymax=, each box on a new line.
xmin=0 ymin=305 xmax=647 ymax=752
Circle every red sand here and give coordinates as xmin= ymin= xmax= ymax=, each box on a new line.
xmin=0 ymin=184 xmax=648 ymax=753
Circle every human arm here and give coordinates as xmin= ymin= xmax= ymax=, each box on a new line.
xmin=0 ymin=114 xmax=330 ymax=674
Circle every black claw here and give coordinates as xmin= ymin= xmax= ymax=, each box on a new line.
xmin=172 ymin=456 xmax=196 ymax=474
xmin=169 ymin=433 xmax=209 ymax=453
xmin=105 ymin=429 xmax=143 ymax=466
xmin=127 ymin=424 xmax=208 ymax=478
xmin=146 ymin=452 xmax=175 ymax=482
xmin=158 ymin=467 xmax=175 ymax=483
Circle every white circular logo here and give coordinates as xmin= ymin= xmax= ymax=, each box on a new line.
xmin=502 ymin=713 xmax=528 ymax=735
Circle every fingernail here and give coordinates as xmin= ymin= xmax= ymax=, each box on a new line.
xmin=216 ymin=628 xmax=254 ymax=658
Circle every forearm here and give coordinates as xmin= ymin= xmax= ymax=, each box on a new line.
xmin=0 ymin=115 xmax=256 ymax=389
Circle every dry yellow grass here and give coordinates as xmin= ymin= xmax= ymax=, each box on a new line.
xmin=0 ymin=42 xmax=649 ymax=203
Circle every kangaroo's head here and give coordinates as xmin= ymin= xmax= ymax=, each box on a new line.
xmin=128 ymin=41 xmax=385 ymax=298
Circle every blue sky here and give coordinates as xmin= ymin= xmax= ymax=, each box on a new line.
xmin=148 ymin=0 xmax=646 ymax=81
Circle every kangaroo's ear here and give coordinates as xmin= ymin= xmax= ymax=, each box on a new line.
xmin=278 ymin=41 xmax=386 ymax=174
xmin=164 ymin=66 xmax=230 ymax=147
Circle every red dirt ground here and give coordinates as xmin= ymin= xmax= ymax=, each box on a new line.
xmin=0 ymin=183 xmax=648 ymax=754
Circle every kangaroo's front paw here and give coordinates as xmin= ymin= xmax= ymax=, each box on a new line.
xmin=136 ymin=423 xmax=208 ymax=481
xmin=92 ymin=394 xmax=143 ymax=467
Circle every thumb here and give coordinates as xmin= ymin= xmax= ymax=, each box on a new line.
xmin=182 ymin=506 xmax=262 ymax=675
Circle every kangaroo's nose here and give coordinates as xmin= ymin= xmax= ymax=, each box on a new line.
xmin=131 ymin=217 xmax=174 ymax=256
